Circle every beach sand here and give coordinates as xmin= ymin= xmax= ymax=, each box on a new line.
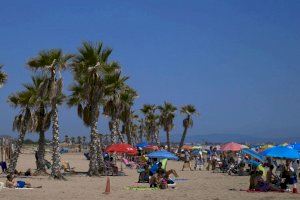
xmin=0 ymin=151 xmax=299 ymax=200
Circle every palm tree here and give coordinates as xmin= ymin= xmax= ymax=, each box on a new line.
xmin=26 ymin=76 xmax=53 ymax=174
xmin=27 ymin=49 xmax=73 ymax=179
xmin=7 ymin=90 xmax=37 ymax=174
xmin=158 ymin=102 xmax=177 ymax=151
xmin=103 ymin=72 xmax=128 ymax=144
xmin=178 ymin=105 xmax=199 ymax=153
xmin=0 ymin=64 xmax=7 ymax=88
xmin=140 ymin=104 xmax=160 ymax=145
xmin=68 ymin=41 xmax=116 ymax=176
xmin=119 ymin=87 xmax=138 ymax=145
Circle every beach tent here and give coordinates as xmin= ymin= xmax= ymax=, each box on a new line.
xmin=220 ymin=142 xmax=243 ymax=151
xmin=261 ymin=146 xmax=300 ymax=160
xmin=148 ymin=150 xmax=179 ymax=160
xmin=106 ymin=143 xmax=137 ymax=155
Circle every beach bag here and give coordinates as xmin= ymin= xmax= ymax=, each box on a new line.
xmin=160 ymin=179 xmax=168 ymax=189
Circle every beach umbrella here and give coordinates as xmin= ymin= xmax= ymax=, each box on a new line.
xmin=182 ymin=145 xmax=193 ymax=151
xmin=279 ymin=142 xmax=289 ymax=147
xmin=261 ymin=146 xmax=300 ymax=160
xmin=220 ymin=142 xmax=243 ymax=151
xmin=260 ymin=144 xmax=274 ymax=150
xmin=148 ymin=150 xmax=179 ymax=160
xmin=288 ymin=143 xmax=300 ymax=151
xmin=241 ymin=148 xmax=266 ymax=162
xmin=136 ymin=142 xmax=148 ymax=148
xmin=192 ymin=146 xmax=202 ymax=150
xmin=145 ymin=145 xmax=159 ymax=151
xmin=105 ymin=143 xmax=137 ymax=155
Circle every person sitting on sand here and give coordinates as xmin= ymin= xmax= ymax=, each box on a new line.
xmin=249 ymin=169 xmax=257 ymax=190
xmin=138 ymin=164 xmax=150 ymax=183
xmin=254 ymin=171 xmax=281 ymax=192
xmin=149 ymin=162 xmax=165 ymax=188
xmin=107 ymin=157 xmax=118 ymax=175
xmin=266 ymin=165 xmax=276 ymax=184
xmin=6 ymin=175 xmax=32 ymax=188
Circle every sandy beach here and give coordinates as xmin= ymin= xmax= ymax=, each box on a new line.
xmin=0 ymin=150 xmax=299 ymax=200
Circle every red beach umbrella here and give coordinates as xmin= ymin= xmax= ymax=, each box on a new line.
xmin=220 ymin=142 xmax=243 ymax=152
xmin=105 ymin=143 xmax=137 ymax=155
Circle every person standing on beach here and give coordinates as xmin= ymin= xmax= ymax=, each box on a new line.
xmin=182 ymin=150 xmax=193 ymax=171
xmin=206 ymin=146 xmax=213 ymax=171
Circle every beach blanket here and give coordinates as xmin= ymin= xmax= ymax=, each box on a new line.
xmin=2 ymin=187 xmax=34 ymax=190
xmin=125 ymin=186 xmax=159 ymax=191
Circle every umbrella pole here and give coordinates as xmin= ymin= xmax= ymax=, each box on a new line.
xmin=120 ymin=154 xmax=123 ymax=172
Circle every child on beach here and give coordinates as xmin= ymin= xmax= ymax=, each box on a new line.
xmin=5 ymin=175 xmax=32 ymax=188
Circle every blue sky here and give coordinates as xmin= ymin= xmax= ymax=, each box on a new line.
xmin=0 ymin=0 xmax=300 ymax=141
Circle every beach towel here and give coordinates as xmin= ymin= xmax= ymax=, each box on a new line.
xmin=2 ymin=187 xmax=34 ymax=190
xmin=125 ymin=186 xmax=159 ymax=191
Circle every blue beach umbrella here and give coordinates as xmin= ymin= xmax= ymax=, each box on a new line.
xmin=148 ymin=150 xmax=179 ymax=160
xmin=136 ymin=142 xmax=148 ymax=148
xmin=288 ymin=143 xmax=300 ymax=151
xmin=241 ymin=148 xmax=266 ymax=162
xmin=261 ymin=146 xmax=300 ymax=159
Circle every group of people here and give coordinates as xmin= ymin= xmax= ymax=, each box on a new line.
xmin=137 ymin=156 xmax=178 ymax=189
xmin=249 ymin=160 xmax=298 ymax=193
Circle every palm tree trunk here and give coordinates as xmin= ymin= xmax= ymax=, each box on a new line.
xmin=88 ymin=104 xmax=100 ymax=176
xmin=96 ymin=134 xmax=105 ymax=174
xmin=36 ymin=130 xmax=46 ymax=173
xmin=166 ymin=130 xmax=171 ymax=152
xmin=8 ymin=130 xmax=26 ymax=174
xmin=51 ymin=104 xmax=63 ymax=179
xmin=110 ymin=119 xmax=119 ymax=144
xmin=116 ymin=120 xmax=125 ymax=143
xmin=178 ymin=126 xmax=188 ymax=153
xmin=125 ymin=122 xmax=132 ymax=145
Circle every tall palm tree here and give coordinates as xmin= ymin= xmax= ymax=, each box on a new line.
xmin=103 ymin=72 xmax=128 ymax=144
xmin=7 ymin=89 xmax=37 ymax=174
xmin=25 ymin=76 xmax=53 ymax=174
xmin=27 ymin=49 xmax=73 ymax=179
xmin=119 ymin=87 xmax=138 ymax=145
xmin=158 ymin=102 xmax=177 ymax=151
xmin=68 ymin=41 xmax=116 ymax=176
xmin=178 ymin=105 xmax=199 ymax=153
xmin=140 ymin=104 xmax=160 ymax=145
xmin=0 ymin=64 xmax=7 ymax=88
